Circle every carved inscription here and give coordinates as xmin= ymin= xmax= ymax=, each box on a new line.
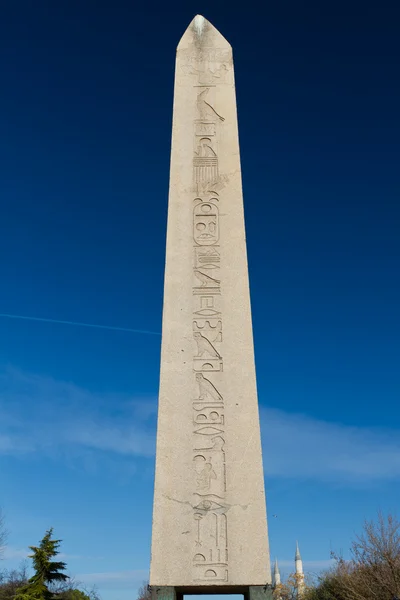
xmin=197 ymin=88 xmax=225 ymax=121
xmin=193 ymin=89 xmax=227 ymax=194
xmin=180 ymin=48 xmax=232 ymax=85
xmin=196 ymin=373 xmax=223 ymax=401
xmin=193 ymin=200 xmax=219 ymax=246
xmin=195 ymin=122 xmax=216 ymax=136
xmin=193 ymin=359 xmax=223 ymax=373
xmin=190 ymin=81 xmax=228 ymax=581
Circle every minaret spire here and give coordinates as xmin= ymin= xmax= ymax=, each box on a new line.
xmin=295 ymin=540 xmax=302 ymax=563
xmin=273 ymin=558 xmax=281 ymax=586
xmin=295 ymin=542 xmax=305 ymax=596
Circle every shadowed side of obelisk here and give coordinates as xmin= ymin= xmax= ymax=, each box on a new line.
xmin=150 ymin=15 xmax=271 ymax=596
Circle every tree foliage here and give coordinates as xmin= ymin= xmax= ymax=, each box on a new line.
xmin=14 ymin=528 xmax=68 ymax=600
xmin=57 ymin=589 xmax=91 ymax=600
xmin=0 ymin=526 xmax=100 ymax=600
xmin=273 ymin=573 xmax=313 ymax=599
xmin=303 ymin=512 xmax=400 ymax=600
xmin=0 ymin=565 xmax=29 ymax=600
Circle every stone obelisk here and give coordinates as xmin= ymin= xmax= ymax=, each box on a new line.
xmin=150 ymin=15 xmax=271 ymax=598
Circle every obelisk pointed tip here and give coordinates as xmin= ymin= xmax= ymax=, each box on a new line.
xmin=193 ymin=14 xmax=206 ymax=34
xmin=177 ymin=14 xmax=231 ymax=50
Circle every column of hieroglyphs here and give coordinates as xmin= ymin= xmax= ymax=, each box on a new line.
xmin=192 ymin=75 xmax=227 ymax=585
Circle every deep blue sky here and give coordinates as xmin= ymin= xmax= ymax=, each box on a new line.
xmin=1 ymin=1 xmax=399 ymax=599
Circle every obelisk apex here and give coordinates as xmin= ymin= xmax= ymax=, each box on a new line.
xmin=177 ymin=15 xmax=231 ymax=50
xmin=150 ymin=15 xmax=271 ymax=593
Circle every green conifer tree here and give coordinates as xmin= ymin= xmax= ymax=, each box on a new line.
xmin=15 ymin=528 xmax=68 ymax=600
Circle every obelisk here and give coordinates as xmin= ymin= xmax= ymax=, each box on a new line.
xmin=150 ymin=15 xmax=271 ymax=598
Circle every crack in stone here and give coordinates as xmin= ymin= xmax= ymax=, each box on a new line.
xmin=163 ymin=494 xmax=193 ymax=508
xmin=162 ymin=494 xmax=249 ymax=511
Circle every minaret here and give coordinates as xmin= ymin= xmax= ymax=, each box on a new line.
xmin=295 ymin=542 xmax=305 ymax=596
xmin=273 ymin=559 xmax=282 ymax=599
xmin=273 ymin=559 xmax=281 ymax=586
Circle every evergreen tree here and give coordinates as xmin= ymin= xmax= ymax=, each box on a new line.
xmin=15 ymin=529 xmax=68 ymax=600
xmin=57 ymin=590 xmax=91 ymax=600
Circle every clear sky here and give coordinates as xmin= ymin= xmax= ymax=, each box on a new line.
xmin=0 ymin=1 xmax=399 ymax=599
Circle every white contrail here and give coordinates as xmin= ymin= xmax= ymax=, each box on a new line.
xmin=0 ymin=313 xmax=161 ymax=335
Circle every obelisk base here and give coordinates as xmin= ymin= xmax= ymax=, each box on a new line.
xmin=248 ymin=586 xmax=275 ymax=600
xmin=151 ymin=586 xmax=274 ymax=600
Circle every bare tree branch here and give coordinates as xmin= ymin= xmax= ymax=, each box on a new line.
xmin=137 ymin=581 xmax=151 ymax=600
xmin=0 ymin=510 xmax=9 ymax=560
xmin=307 ymin=512 xmax=400 ymax=600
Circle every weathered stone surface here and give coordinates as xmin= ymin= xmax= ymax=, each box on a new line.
xmin=150 ymin=15 xmax=271 ymax=588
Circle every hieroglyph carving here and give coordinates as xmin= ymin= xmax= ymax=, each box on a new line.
xmin=190 ymin=84 xmax=228 ymax=582
xmin=180 ymin=48 xmax=232 ymax=85
xmin=193 ymin=199 xmax=219 ymax=246
xmin=193 ymin=89 xmax=227 ymax=194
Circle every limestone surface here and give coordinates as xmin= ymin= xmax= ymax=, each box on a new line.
xmin=150 ymin=15 xmax=271 ymax=587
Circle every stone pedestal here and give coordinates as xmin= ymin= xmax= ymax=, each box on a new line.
xmin=151 ymin=586 xmax=274 ymax=600
xmin=249 ymin=586 xmax=275 ymax=600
